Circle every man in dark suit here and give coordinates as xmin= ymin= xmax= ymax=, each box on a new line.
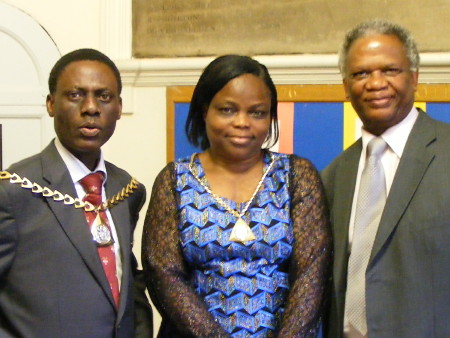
xmin=0 ymin=49 xmax=152 ymax=337
xmin=322 ymin=20 xmax=450 ymax=337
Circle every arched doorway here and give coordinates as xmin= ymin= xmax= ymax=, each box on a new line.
xmin=0 ymin=2 xmax=60 ymax=169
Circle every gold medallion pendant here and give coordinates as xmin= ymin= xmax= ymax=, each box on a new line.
xmin=229 ymin=217 xmax=256 ymax=243
xmin=91 ymin=213 xmax=114 ymax=246
xmin=188 ymin=152 xmax=276 ymax=245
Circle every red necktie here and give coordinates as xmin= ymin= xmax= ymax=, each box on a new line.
xmin=80 ymin=172 xmax=120 ymax=308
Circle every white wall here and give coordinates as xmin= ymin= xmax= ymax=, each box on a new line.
xmin=3 ymin=0 xmax=101 ymax=54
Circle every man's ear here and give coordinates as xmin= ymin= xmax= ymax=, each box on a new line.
xmin=46 ymin=94 xmax=55 ymax=117
xmin=343 ymin=78 xmax=350 ymax=100
xmin=117 ymin=96 xmax=122 ymax=120
xmin=412 ymin=70 xmax=419 ymax=91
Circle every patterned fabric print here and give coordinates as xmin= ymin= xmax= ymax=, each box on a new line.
xmin=176 ymin=152 xmax=293 ymax=337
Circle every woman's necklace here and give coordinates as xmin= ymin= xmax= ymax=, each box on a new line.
xmin=188 ymin=152 xmax=276 ymax=244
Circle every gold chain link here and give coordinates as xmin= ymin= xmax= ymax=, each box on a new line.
xmin=188 ymin=152 xmax=275 ymax=218
xmin=0 ymin=170 xmax=140 ymax=212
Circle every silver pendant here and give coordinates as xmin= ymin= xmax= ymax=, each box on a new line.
xmin=91 ymin=213 xmax=114 ymax=247
xmin=229 ymin=217 xmax=256 ymax=243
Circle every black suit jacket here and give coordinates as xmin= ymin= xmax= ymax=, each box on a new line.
xmin=0 ymin=141 xmax=152 ymax=337
xmin=322 ymin=110 xmax=450 ymax=337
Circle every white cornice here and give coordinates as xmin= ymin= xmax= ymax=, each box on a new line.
xmin=115 ymin=53 xmax=450 ymax=87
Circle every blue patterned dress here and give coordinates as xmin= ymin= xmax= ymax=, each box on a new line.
xmin=177 ymin=152 xmax=292 ymax=337
xmin=143 ymin=151 xmax=330 ymax=337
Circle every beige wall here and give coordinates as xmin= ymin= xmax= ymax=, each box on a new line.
xmin=4 ymin=0 xmax=101 ymax=53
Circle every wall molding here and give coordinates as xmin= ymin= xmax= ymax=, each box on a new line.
xmin=0 ymin=2 xmax=59 ymax=145
xmin=100 ymin=0 xmax=132 ymax=59
xmin=0 ymin=2 xmax=60 ymax=99
xmin=116 ymin=53 xmax=450 ymax=87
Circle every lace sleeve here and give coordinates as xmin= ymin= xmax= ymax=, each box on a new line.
xmin=277 ymin=156 xmax=332 ymax=337
xmin=142 ymin=163 xmax=228 ymax=337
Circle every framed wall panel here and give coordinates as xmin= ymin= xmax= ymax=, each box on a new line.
xmin=167 ymin=84 xmax=450 ymax=170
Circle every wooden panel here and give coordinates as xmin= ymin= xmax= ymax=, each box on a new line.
xmin=166 ymin=84 xmax=450 ymax=161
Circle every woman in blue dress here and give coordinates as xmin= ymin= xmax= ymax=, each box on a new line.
xmin=142 ymin=55 xmax=331 ymax=337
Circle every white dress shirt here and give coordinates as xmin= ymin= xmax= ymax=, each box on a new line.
xmin=347 ymin=108 xmax=419 ymax=248
xmin=54 ymin=138 xmax=122 ymax=286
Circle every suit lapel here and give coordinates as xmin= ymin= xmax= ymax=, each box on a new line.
xmin=332 ymin=141 xmax=361 ymax=298
xmin=105 ymin=164 xmax=132 ymax=319
xmin=370 ymin=112 xmax=436 ymax=264
xmin=41 ymin=143 xmax=117 ymax=308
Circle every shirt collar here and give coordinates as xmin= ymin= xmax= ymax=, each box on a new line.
xmin=361 ymin=107 xmax=419 ymax=158
xmin=54 ymin=138 xmax=107 ymax=185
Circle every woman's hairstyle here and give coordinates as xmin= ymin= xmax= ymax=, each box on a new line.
xmin=185 ymin=54 xmax=278 ymax=150
xmin=338 ymin=19 xmax=420 ymax=77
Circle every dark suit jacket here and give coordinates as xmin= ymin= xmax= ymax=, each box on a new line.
xmin=321 ymin=110 xmax=450 ymax=338
xmin=0 ymin=141 xmax=152 ymax=337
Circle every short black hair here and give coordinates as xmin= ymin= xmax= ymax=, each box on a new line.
xmin=48 ymin=48 xmax=122 ymax=94
xmin=186 ymin=54 xmax=278 ymax=150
